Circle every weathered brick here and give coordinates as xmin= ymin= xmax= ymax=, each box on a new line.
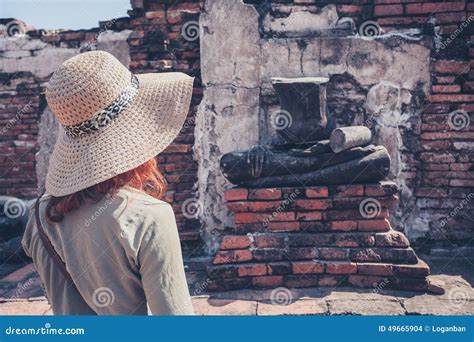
xmin=296 ymin=211 xmax=323 ymax=221
xmin=357 ymin=263 xmax=394 ymax=276
xmin=213 ymin=250 xmax=252 ymax=264
xmin=224 ymin=188 xmax=248 ymax=201
xmin=357 ymin=219 xmax=391 ymax=232
xmin=267 ymin=262 xmax=292 ymax=275
xmin=267 ymin=221 xmax=300 ymax=232
xmin=405 ymin=2 xmax=465 ymax=15
xmin=249 ymin=188 xmax=282 ymax=200
xmin=326 ymin=261 xmax=357 ymax=274
xmin=237 ymin=264 xmax=267 ymax=277
xmin=329 ymin=220 xmax=358 ymax=231
xmin=286 ymin=247 xmax=319 ymax=260
xmin=252 ymin=276 xmax=284 ymax=288
xmin=319 ymin=247 xmax=349 ymax=260
xmin=292 ymin=261 xmax=324 ymax=274
xmin=294 ymin=199 xmax=332 ymax=210
xmin=254 ymin=234 xmax=286 ymax=248
xmin=305 ymin=187 xmax=329 ymax=198
xmin=374 ymin=4 xmax=403 ymax=16
xmin=220 ymin=235 xmax=251 ymax=250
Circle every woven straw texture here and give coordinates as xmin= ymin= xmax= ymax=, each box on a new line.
xmin=45 ymin=51 xmax=194 ymax=197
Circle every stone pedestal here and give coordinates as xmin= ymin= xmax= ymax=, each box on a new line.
xmin=207 ymin=181 xmax=430 ymax=292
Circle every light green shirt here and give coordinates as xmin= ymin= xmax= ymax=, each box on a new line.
xmin=22 ymin=186 xmax=194 ymax=315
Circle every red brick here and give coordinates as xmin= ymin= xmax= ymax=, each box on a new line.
xmin=294 ymin=199 xmax=332 ymax=210
xmin=227 ymin=201 xmax=282 ymax=213
xmin=318 ymin=275 xmax=341 ymax=287
xmin=337 ymin=4 xmax=363 ymax=15
xmin=213 ymin=250 xmax=252 ymax=264
xmin=329 ymin=220 xmax=358 ymax=231
xmin=431 ymin=85 xmax=461 ymax=93
xmin=326 ymin=262 xmax=357 ymax=274
xmin=433 ymin=60 xmax=470 ymax=74
xmin=358 ymin=219 xmax=391 ymax=232
xmin=333 ymin=185 xmax=364 ymax=197
xmin=267 ymin=221 xmax=300 ymax=232
xmin=374 ymin=4 xmax=403 ymax=16
xmin=287 ymin=247 xmax=319 ymax=260
xmin=348 ymin=275 xmax=388 ymax=288
xmin=319 ymin=247 xmax=349 ymax=260
xmin=251 ymin=276 xmax=284 ymax=288
xmin=305 ymin=187 xmax=329 ymax=198
xmin=405 ymin=2 xmax=465 ymax=15
xmin=254 ymin=235 xmax=285 ymax=248
xmin=234 ymin=212 xmax=295 ymax=224
xmin=220 ymin=236 xmax=251 ymax=250
xmin=285 ymin=275 xmax=319 ymax=288
xmin=430 ymin=94 xmax=474 ymax=102
xmin=224 ymin=188 xmax=248 ymax=201
xmin=357 ymin=263 xmax=394 ymax=276
xmin=237 ymin=264 xmax=267 ymax=277
xmin=249 ymin=188 xmax=282 ymax=200
xmin=296 ymin=211 xmax=323 ymax=221
xmin=292 ymin=261 xmax=324 ymax=274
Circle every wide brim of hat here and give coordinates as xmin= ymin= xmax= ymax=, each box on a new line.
xmin=45 ymin=72 xmax=194 ymax=197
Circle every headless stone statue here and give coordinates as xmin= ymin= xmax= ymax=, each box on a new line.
xmin=220 ymin=77 xmax=390 ymax=187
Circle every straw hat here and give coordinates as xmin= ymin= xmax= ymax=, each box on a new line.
xmin=45 ymin=51 xmax=194 ymax=197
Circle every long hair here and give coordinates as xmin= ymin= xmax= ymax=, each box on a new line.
xmin=45 ymin=158 xmax=166 ymax=223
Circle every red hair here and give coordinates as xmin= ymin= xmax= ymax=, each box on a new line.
xmin=45 ymin=158 xmax=166 ymax=223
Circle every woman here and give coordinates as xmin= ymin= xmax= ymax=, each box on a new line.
xmin=22 ymin=51 xmax=195 ymax=315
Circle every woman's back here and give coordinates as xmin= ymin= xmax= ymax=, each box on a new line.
xmin=22 ymin=187 xmax=194 ymax=315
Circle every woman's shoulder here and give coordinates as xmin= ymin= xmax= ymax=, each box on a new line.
xmin=115 ymin=186 xmax=174 ymax=218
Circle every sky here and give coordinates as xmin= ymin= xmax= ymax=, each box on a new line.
xmin=0 ymin=0 xmax=131 ymax=30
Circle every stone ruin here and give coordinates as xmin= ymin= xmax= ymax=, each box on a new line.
xmin=207 ymin=75 xmax=431 ymax=292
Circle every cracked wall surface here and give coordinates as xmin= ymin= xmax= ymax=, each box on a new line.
xmin=197 ymin=0 xmax=432 ymax=252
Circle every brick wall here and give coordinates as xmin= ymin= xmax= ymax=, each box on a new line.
xmin=1 ymin=0 xmax=473 ymax=250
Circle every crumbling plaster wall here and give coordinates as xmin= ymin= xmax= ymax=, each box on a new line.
xmin=196 ymin=0 xmax=431 ymax=252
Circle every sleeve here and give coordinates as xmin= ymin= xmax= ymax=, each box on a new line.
xmin=137 ymin=204 xmax=194 ymax=315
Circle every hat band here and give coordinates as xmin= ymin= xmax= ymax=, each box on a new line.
xmin=63 ymin=75 xmax=140 ymax=138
